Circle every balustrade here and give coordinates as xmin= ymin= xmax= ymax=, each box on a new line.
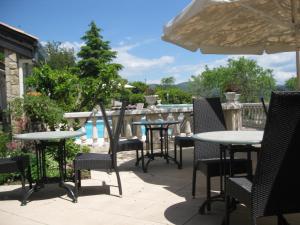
xmin=64 ymin=102 xmax=267 ymax=146
xmin=241 ymin=103 xmax=267 ymax=130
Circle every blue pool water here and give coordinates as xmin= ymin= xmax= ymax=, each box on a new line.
xmin=84 ymin=120 xmax=105 ymax=138
xmin=83 ymin=120 xmax=146 ymax=139
xmin=158 ymin=104 xmax=192 ymax=109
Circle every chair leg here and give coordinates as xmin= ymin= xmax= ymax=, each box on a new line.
xmin=20 ymin=171 xmax=26 ymax=190
xmin=206 ymin=175 xmax=211 ymax=211
xmin=74 ymin=169 xmax=79 ymax=202
xmin=141 ymin=148 xmax=146 ymax=173
xmin=277 ymin=215 xmax=289 ymax=225
xmin=192 ymin=164 xmax=197 ymax=198
xmin=27 ymin=165 xmax=33 ymax=189
xmin=78 ymin=170 xmax=81 ymax=188
xmin=114 ymin=167 xmax=122 ymax=196
xmin=135 ymin=150 xmax=139 ymax=166
xmin=179 ymin=146 xmax=183 ymax=169
xmin=225 ymin=195 xmax=230 ymax=225
xmin=174 ymin=143 xmax=178 ymax=166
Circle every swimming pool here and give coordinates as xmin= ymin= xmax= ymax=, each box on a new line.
xmin=157 ymin=104 xmax=192 ymax=109
xmin=84 ymin=120 xmax=105 ymax=138
xmin=83 ymin=120 xmax=146 ymax=138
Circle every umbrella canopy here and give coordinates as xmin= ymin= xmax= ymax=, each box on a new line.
xmin=162 ymin=0 xmax=300 ymax=88
xmin=125 ymin=84 xmax=135 ymax=89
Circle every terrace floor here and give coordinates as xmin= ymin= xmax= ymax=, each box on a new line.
xmin=0 ymin=147 xmax=299 ymax=225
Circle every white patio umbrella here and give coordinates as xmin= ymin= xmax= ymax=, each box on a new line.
xmin=162 ymin=0 xmax=300 ymax=88
xmin=124 ymin=84 xmax=135 ymax=89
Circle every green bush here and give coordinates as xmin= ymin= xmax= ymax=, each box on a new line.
xmin=129 ymin=93 xmax=145 ymax=104
xmin=24 ymin=94 xmax=63 ymax=130
xmin=0 ymin=132 xmax=10 ymax=157
xmin=156 ymin=87 xmax=192 ymax=104
xmin=9 ymin=94 xmax=64 ymax=131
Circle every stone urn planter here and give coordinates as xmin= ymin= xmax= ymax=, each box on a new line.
xmin=144 ymin=95 xmax=158 ymax=109
xmin=234 ymin=93 xmax=241 ymax=103
xmin=136 ymin=103 xmax=144 ymax=110
xmin=224 ymin=92 xmax=236 ymax=103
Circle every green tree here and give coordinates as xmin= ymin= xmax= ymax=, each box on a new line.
xmin=155 ymin=86 xmax=192 ymax=104
xmin=77 ymin=21 xmax=124 ymax=109
xmin=130 ymin=81 xmax=148 ymax=94
xmin=161 ymin=76 xmax=175 ymax=87
xmin=43 ymin=41 xmax=76 ymax=70
xmin=188 ymin=57 xmax=276 ymax=102
xmin=26 ymin=65 xmax=79 ymax=111
xmin=285 ymin=77 xmax=297 ymax=91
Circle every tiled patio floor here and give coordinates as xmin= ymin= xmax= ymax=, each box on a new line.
xmin=0 ymin=147 xmax=299 ymax=225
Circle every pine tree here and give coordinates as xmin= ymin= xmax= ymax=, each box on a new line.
xmin=77 ymin=21 xmax=124 ymax=109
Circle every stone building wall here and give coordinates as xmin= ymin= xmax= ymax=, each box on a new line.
xmin=4 ymin=49 xmax=19 ymax=103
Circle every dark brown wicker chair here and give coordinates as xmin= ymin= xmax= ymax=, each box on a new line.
xmin=117 ymin=138 xmax=145 ymax=172
xmin=174 ymin=135 xmax=194 ymax=169
xmin=192 ymin=97 xmax=251 ymax=214
xmin=0 ymin=155 xmax=32 ymax=205
xmin=225 ymin=91 xmax=300 ymax=225
xmin=73 ymin=102 xmax=125 ymax=201
xmin=260 ymin=97 xmax=268 ymax=116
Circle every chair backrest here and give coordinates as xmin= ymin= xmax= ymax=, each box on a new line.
xmin=260 ymin=97 xmax=268 ymax=116
xmin=99 ymin=101 xmax=126 ymax=160
xmin=251 ymin=91 xmax=300 ymax=219
xmin=193 ymin=97 xmax=226 ymax=160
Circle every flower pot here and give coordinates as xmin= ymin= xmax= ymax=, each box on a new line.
xmin=234 ymin=94 xmax=241 ymax=103
xmin=136 ymin=103 xmax=144 ymax=110
xmin=224 ymin=92 xmax=236 ymax=103
xmin=144 ymin=95 xmax=158 ymax=108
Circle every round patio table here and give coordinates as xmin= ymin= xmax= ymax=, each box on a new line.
xmin=132 ymin=120 xmax=180 ymax=170
xmin=192 ymin=130 xmax=263 ymax=145
xmin=14 ymin=131 xmax=85 ymax=205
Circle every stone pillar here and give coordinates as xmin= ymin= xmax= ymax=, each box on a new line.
xmin=222 ymin=102 xmax=243 ymax=130
xmin=5 ymin=50 xmax=20 ymax=134
xmin=5 ymin=49 xmax=19 ymax=102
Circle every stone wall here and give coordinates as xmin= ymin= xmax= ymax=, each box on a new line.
xmin=4 ymin=49 xmax=19 ymax=102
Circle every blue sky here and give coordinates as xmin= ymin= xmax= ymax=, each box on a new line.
xmin=1 ymin=0 xmax=296 ymax=84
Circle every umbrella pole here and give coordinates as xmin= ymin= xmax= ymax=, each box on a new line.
xmin=297 ymin=49 xmax=300 ymax=90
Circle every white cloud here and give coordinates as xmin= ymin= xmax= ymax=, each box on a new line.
xmin=113 ymin=43 xmax=175 ymax=77
xmin=60 ymin=41 xmax=84 ymax=53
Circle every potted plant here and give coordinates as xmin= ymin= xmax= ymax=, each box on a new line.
xmin=144 ymin=88 xmax=158 ymax=109
xmin=129 ymin=93 xmax=145 ymax=110
xmin=224 ymin=83 xmax=240 ymax=103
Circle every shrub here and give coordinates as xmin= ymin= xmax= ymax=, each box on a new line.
xmin=129 ymin=93 xmax=145 ymax=104
xmin=0 ymin=132 xmax=10 ymax=157
xmin=9 ymin=94 xmax=64 ymax=131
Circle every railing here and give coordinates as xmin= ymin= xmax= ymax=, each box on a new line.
xmin=241 ymin=103 xmax=268 ymax=130
xmin=64 ymin=102 xmax=247 ymax=146
xmin=64 ymin=107 xmax=194 ymax=146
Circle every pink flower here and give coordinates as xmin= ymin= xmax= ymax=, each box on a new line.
xmin=6 ymin=141 xmax=19 ymax=151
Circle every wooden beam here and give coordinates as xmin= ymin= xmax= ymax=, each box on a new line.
xmin=0 ymin=38 xmax=34 ymax=58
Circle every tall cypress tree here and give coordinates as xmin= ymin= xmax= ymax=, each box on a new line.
xmin=77 ymin=21 xmax=124 ymax=109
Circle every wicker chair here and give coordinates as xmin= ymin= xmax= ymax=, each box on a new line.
xmin=73 ymin=102 xmax=125 ymax=201
xmin=174 ymin=135 xmax=194 ymax=169
xmin=117 ymin=138 xmax=145 ymax=172
xmin=260 ymin=97 xmax=268 ymax=116
xmin=0 ymin=155 xmax=32 ymax=205
xmin=192 ymin=97 xmax=250 ymax=214
xmin=225 ymin=91 xmax=300 ymax=225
